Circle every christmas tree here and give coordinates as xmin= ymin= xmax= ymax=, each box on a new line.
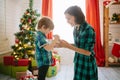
xmin=11 ymin=0 xmax=40 ymax=60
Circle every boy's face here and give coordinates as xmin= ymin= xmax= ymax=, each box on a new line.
xmin=44 ymin=28 xmax=51 ymax=34
xmin=40 ymin=25 xmax=52 ymax=34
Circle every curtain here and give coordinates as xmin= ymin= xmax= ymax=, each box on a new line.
xmin=42 ymin=0 xmax=53 ymax=39
xmin=86 ymin=0 xmax=105 ymax=66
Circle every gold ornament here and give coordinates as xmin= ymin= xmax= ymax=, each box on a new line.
xmin=15 ymin=44 xmax=18 ymax=47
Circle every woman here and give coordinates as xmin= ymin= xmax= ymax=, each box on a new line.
xmin=60 ymin=6 xmax=98 ymax=80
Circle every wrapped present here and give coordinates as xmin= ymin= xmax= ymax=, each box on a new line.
xmin=46 ymin=65 xmax=57 ymax=78
xmin=32 ymin=66 xmax=38 ymax=76
xmin=51 ymin=58 xmax=56 ymax=66
xmin=13 ymin=59 xmax=29 ymax=66
xmin=16 ymin=72 xmax=26 ymax=80
xmin=11 ymin=66 xmax=28 ymax=78
xmin=20 ymin=70 xmax=38 ymax=80
xmin=31 ymin=59 xmax=37 ymax=66
xmin=56 ymin=61 xmax=60 ymax=72
xmin=18 ymin=59 xmax=29 ymax=66
xmin=20 ymin=75 xmax=37 ymax=80
xmin=3 ymin=56 xmax=14 ymax=65
xmin=112 ymin=43 xmax=120 ymax=57
xmin=0 ymin=63 xmax=12 ymax=75
xmin=53 ymin=53 xmax=61 ymax=63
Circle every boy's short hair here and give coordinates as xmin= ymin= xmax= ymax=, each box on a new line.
xmin=37 ymin=16 xmax=54 ymax=30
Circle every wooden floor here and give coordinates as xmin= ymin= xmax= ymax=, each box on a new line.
xmin=0 ymin=65 xmax=120 ymax=80
xmin=46 ymin=65 xmax=120 ymax=80
xmin=0 ymin=48 xmax=120 ymax=80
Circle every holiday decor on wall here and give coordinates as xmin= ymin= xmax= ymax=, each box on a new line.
xmin=103 ymin=0 xmax=120 ymax=8
xmin=11 ymin=0 xmax=40 ymax=60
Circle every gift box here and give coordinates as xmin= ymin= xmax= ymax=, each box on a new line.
xmin=52 ymin=53 xmax=61 ymax=63
xmin=56 ymin=61 xmax=60 ymax=72
xmin=11 ymin=66 xmax=28 ymax=78
xmin=13 ymin=59 xmax=29 ymax=66
xmin=46 ymin=65 xmax=57 ymax=77
xmin=0 ymin=63 xmax=12 ymax=75
xmin=18 ymin=59 xmax=29 ymax=66
xmin=32 ymin=66 xmax=38 ymax=76
xmin=3 ymin=56 xmax=14 ymax=65
xmin=20 ymin=75 xmax=38 ymax=80
xmin=112 ymin=43 xmax=120 ymax=57
xmin=16 ymin=72 xmax=26 ymax=80
xmin=20 ymin=70 xmax=38 ymax=80
xmin=51 ymin=58 xmax=56 ymax=66
xmin=31 ymin=59 xmax=37 ymax=66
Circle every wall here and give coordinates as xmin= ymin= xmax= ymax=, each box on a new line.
xmin=0 ymin=0 xmax=41 ymax=54
xmin=99 ymin=0 xmax=104 ymax=45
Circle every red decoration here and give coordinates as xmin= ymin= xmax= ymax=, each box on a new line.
xmin=51 ymin=58 xmax=56 ymax=66
xmin=53 ymin=51 xmax=58 ymax=54
xmin=15 ymin=39 xmax=19 ymax=43
xmin=103 ymin=1 xmax=111 ymax=6
xmin=103 ymin=0 xmax=119 ymax=6
xmin=114 ymin=0 xmax=119 ymax=2
xmin=28 ymin=19 xmax=31 ymax=24
xmin=17 ymin=59 xmax=29 ymax=66
xmin=112 ymin=43 xmax=120 ymax=57
xmin=46 ymin=31 xmax=53 ymax=39
xmin=3 ymin=56 xmax=14 ymax=65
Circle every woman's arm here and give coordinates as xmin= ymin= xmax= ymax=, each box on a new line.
xmin=60 ymin=40 xmax=91 ymax=56
xmin=43 ymin=35 xmax=60 ymax=51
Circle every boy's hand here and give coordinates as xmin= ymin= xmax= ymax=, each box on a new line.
xmin=53 ymin=35 xmax=60 ymax=43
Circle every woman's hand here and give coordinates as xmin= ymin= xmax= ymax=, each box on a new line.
xmin=59 ymin=40 xmax=69 ymax=48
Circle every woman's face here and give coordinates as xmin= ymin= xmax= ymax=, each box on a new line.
xmin=65 ymin=13 xmax=76 ymax=27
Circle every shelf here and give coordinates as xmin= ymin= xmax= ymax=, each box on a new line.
xmin=108 ymin=62 xmax=120 ymax=66
xmin=112 ymin=2 xmax=120 ymax=5
xmin=110 ymin=22 xmax=120 ymax=24
xmin=104 ymin=2 xmax=120 ymax=67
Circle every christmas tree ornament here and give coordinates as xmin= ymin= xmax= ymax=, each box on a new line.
xmin=15 ymin=39 xmax=19 ymax=43
xmin=28 ymin=42 xmax=31 ymax=45
xmin=15 ymin=44 xmax=18 ymax=47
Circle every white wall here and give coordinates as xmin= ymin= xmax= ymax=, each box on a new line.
xmin=0 ymin=0 xmax=41 ymax=54
xmin=99 ymin=0 xmax=104 ymax=45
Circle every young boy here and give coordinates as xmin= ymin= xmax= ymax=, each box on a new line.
xmin=35 ymin=17 xmax=59 ymax=80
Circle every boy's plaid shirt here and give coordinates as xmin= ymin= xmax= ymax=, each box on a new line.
xmin=35 ymin=31 xmax=52 ymax=68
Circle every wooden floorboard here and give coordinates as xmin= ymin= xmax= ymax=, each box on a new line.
xmin=0 ymin=49 xmax=120 ymax=80
xmin=0 ymin=65 xmax=120 ymax=80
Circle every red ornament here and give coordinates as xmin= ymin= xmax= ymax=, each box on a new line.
xmin=114 ymin=0 xmax=118 ymax=2
xmin=28 ymin=19 xmax=31 ymax=24
xmin=103 ymin=1 xmax=111 ymax=6
xmin=51 ymin=58 xmax=56 ymax=66
xmin=112 ymin=43 xmax=120 ymax=58
xmin=15 ymin=39 xmax=19 ymax=43
xmin=46 ymin=32 xmax=53 ymax=39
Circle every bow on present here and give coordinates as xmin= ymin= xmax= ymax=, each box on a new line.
xmin=103 ymin=0 xmax=119 ymax=8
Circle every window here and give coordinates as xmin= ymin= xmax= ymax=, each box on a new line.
xmin=53 ymin=0 xmax=85 ymax=43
